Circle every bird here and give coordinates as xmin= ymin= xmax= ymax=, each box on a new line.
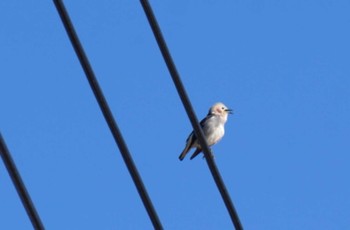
xmin=179 ymin=102 xmax=233 ymax=161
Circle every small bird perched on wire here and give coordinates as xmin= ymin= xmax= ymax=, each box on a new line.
xmin=179 ymin=102 xmax=233 ymax=161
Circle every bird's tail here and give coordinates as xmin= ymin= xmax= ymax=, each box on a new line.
xmin=179 ymin=145 xmax=191 ymax=161
xmin=190 ymin=148 xmax=202 ymax=160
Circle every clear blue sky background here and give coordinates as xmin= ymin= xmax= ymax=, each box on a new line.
xmin=1 ymin=1 xmax=349 ymax=229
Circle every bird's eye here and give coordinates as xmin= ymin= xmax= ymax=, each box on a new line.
xmin=222 ymin=107 xmax=225 ymax=110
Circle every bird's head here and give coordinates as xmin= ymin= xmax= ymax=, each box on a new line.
xmin=210 ymin=102 xmax=233 ymax=121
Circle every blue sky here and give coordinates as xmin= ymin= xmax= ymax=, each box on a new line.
xmin=1 ymin=1 xmax=350 ymax=229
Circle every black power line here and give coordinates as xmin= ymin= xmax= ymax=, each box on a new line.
xmin=139 ymin=1 xmax=244 ymax=229
xmin=53 ymin=1 xmax=163 ymax=229
xmin=0 ymin=133 xmax=45 ymax=230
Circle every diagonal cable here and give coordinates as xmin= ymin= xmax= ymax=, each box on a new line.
xmin=53 ymin=1 xmax=163 ymax=229
xmin=140 ymin=1 xmax=243 ymax=229
xmin=0 ymin=133 xmax=45 ymax=230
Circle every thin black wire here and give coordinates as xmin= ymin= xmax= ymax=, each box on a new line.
xmin=140 ymin=1 xmax=243 ymax=229
xmin=0 ymin=133 xmax=45 ymax=230
xmin=53 ymin=1 xmax=163 ymax=229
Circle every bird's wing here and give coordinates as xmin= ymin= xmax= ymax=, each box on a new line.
xmin=186 ymin=114 xmax=215 ymax=145
xmin=185 ymin=131 xmax=196 ymax=146
xmin=199 ymin=113 xmax=214 ymax=127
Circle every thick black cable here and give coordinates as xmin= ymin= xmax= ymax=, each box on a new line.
xmin=0 ymin=133 xmax=45 ymax=230
xmin=140 ymin=1 xmax=243 ymax=229
xmin=53 ymin=1 xmax=163 ymax=229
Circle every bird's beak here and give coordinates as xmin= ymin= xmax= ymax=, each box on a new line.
xmin=226 ymin=109 xmax=233 ymax=114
